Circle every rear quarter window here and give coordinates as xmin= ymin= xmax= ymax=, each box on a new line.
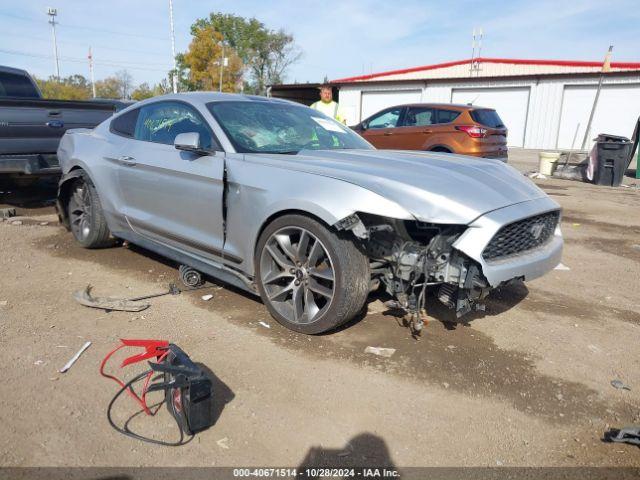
xmin=110 ymin=109 xmax=140 ymax=138
xmin=436 ymin=109 xmax=461 ymax=124
xmin=0 ymin=71 xmax=40 ymax=98
xmin=470 ymin=109 xmax=505 ymax=128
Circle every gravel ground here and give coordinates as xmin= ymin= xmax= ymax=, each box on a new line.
xmin=0 ymin=152 xmax=638 ymax=469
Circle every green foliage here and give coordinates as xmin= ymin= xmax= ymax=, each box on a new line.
xmin=188 ymin=12 xmax=301 ymax=95
xmin=94 ymin=76 xmax=121 ymax=99
xmin=131 ymin=82 xmax=153 ymax=101
xmin=33 ymin=13 xmax=301 ymax=101
xmin=191 ymin=13 xmax=265 ymax=66
xmin=93 ymin=70 xmax=134 ymax=99
xmin=179 ymin=25 xmax=243 ymax=93
xmin=152 ymin=78 xmax=173 ymax=96
xmin=35 ymin=75 xmax=91 ymax=100
xmin=34 ymin=70 xmax=168 ymax=102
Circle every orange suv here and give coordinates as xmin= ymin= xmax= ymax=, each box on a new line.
xmin=352 ymin=103 xmax=508 ymax=161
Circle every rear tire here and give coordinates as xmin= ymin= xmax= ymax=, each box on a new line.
xmin=66 ymin=176 xmax=112 ymax=248
xmin=255 ymin=214 xmax=370 ymax=334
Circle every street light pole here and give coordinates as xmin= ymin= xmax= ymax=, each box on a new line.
xmin=581 ymin=46 xmax=613 ymax=150
xmin=88 ymin=47 xmax=96 ymax=98
xmin=219 ymin=44 xmax=224 ymax=92
xmin=47 ymin=7 xmax=60 ymax=80
xmin=218 ymin=44 xmax=228 ymax=92
xmin=168 ymin=0 xmax=178 ymax=93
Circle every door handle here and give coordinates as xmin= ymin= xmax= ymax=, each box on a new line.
xmin=383 ymin=132 xmax=394 ymax=136
xmin=421 ymin=129 xmax=433 ymax=134
xmin=119 ymin=155 xmax=137 ymax=166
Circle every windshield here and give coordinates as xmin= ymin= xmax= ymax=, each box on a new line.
xmin=207 ymin=100 xmax=373 ymax=154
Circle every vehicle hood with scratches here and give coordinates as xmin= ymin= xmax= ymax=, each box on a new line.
xmin=246 ymin=148 xmax=548 ymax=225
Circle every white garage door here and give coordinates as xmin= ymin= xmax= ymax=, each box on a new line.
xmin=557 ymin=84 xmax=640 ymax=149
xmin=451 ymin=87 xmax=530 ymax=147
xmin=361 ymin=90 xmax=422 ymax=121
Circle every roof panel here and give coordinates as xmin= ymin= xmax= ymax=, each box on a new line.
xmin=332 ymin=57 xmax=640 ymax=83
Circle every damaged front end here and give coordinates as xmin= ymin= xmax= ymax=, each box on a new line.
xmin=336 ymin=213 xmax=491 ymax=324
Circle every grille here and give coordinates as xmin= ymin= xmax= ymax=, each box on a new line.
xmin=482 ymin=210 xmax=560 ymax=261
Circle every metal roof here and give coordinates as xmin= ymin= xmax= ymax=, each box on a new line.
xmin=332 ymin=57 xmax=640 ymax=83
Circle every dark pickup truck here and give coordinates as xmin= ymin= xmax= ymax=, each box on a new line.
xmin=0 ymin=65 xmax=128 ymax=180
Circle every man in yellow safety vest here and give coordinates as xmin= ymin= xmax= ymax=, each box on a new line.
xmin=310 ymin=84 xmax=346 ymax=124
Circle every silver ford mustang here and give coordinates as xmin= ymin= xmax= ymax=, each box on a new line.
xmin=56 ymin=92 xmax=562 ymax=334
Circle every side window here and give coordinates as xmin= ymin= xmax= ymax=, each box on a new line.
xmin=403 ymin=107 xmax=435 ymax=127
xmin=110 ymin=109 xmax=140 ymax=138
xmin=134 ymin=102 xmax=213 ymax=149
xmin=436 ymin=109 xmax=461 ymax=124
xmin=367 ymin=108 xmax=401 ymax=129
xmin=0 ymin=72 xmax=40 ymax=98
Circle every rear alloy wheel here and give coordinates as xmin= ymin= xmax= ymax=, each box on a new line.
xmin=67 ymin=177 xmax=112 ymax=248
xmin=255 ymin=215 xmax=370 ymax=334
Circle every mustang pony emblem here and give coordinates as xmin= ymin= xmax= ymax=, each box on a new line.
xmin=530 ymin=222 xmax=545 ymax=240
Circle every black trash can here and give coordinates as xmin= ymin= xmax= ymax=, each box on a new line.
xmin=592 ymin=134 xmax=632 ymax=187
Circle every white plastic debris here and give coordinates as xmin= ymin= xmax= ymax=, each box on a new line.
xmin=258 ymin=321 xmax=271 ymax=329
xmin=217 ymin=437 xmax=230 ymax=449
xmin=528 ymin=172 xmax=547 ymax=179
xmin=554 ymin=263 xmax=570 ymax=271
xmin=364 ymin=346 xmax=396 ymax=358
xmin=201 ymin=294 xmax=214 ymax=301
xmin=59 ymin=341 xmax=91 ymax=373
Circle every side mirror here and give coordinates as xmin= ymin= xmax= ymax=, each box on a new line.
xmin=174 ymin=132 xmax=212 ymax=155
xmin=360 ymin=120 xmax=369 ymax=131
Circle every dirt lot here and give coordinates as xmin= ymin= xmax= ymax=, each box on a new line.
xmin=0 ymin=152 xmax=639 ymax=469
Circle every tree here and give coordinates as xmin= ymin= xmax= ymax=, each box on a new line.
xmin=94 ymin=76 xmax=121 ymax=99
xmin=35 ymin=74 xmax=91 ymax=100
xmin=152 ymin=78 xmax=173 ymax=96
xmin=131 ymin=82 xmax=153 ymax=101
xmin=180 ymin=24 xmax=243 ymax=92
xmin=115 ymin=70 xmax=134 ymax=99
xmin=36 ymin=71 xmax=168 ymax=101
xmin=189 ymin=13 xmax=301 ymax=95
xmin=251 ymin=29 xmax=301 ymax=94
xmin=93 ymin=70 xmax=135 ymax=99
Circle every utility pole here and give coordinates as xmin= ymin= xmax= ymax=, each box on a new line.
xmin=47 ymin=7 xmax=60 ymax=79
xmin=476 ymin=27 xmax=483 ymax=75
xmin=581 ymin=46 xmax=613 ymax=150
xmin=470 ymin=28 xmax=476 ymax=76
xmin=219 ymin=44 xmax=228 ymax=92
xmin=168 ymin=0 xmax=178 ymax=93
xmin=88 ymin=47 xmax=96 ymax=98
xmin=470 ymin=27 xmax=483 ymax=77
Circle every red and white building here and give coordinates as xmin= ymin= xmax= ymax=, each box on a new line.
xmin=332 ymin=57 xmax=640 ymax=150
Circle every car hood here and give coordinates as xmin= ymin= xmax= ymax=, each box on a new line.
xmin=245 ymin=149 xmax=550 ymax=225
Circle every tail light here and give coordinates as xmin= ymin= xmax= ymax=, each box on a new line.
xmin=455 ymin=125 xmax=487 ymax=138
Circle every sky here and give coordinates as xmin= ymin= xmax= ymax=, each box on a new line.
xmin=1 ymin=0 xmax=639 ymax=88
